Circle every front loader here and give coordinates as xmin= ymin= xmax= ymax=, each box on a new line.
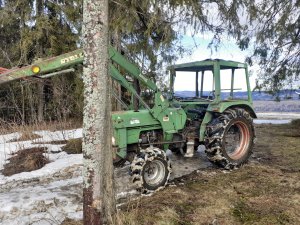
xmin=0 ymin=48 xmax=256 ymax=193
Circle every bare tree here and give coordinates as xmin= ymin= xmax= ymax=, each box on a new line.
xmin=82 ymin=0 xmax=116 ymax=224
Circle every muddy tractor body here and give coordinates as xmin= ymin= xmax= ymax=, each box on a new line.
xmin=0 ymin=48 xmax=256 ymax=193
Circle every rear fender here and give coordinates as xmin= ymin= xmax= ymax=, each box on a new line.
xmin=223 ymin=104 xmax=257 ymax=118
xmin=208 ymin=102 xmax=257 ymax=118
xmin=199 ymin=103 xmax=257 ymax=141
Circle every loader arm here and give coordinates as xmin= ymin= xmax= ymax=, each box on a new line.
xmin=0 ymin=47 xmax=186 ymax=133
xmin=0 ymin=49 xmax=84 ymax=84
xmin=108 ymin=47 xmax=158 ymax=92
xmin=0 ymin=47 xmax=159 ymax=94
xmin=0 ymin=46 xmax=168 ymax=111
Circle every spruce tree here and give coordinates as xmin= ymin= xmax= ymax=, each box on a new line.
xmin=239 ymin=0 xmax=300 ymax=92
xmin=0 ymin=0 xmax=83 ymax=124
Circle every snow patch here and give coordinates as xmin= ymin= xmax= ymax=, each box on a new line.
xmin=0 ymin=129 xmax=83 ymax=225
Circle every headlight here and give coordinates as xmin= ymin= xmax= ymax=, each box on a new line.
xmin=31 ymin=65 xmax=40 ymax=74
xmin=112 ymin=137 xmax=116 ymax=146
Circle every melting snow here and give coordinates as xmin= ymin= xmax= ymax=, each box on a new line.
xmin=0 ymin=129 xmax=84 ymax=225
xmin=1 ymin=113 xmax=297 ymax=224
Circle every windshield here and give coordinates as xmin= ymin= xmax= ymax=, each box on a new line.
xmin=220 ymin=68 xmax=248 ymax=100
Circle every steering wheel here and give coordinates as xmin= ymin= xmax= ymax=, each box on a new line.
xmin=207 ymin=90 xmax=215 ymax=100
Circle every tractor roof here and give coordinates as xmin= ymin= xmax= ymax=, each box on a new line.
xmin=171 ymin=59 xmax=247 ymax=72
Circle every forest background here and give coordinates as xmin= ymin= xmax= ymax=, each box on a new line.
xmin=0 ymin=0 xmax=299 ymax=125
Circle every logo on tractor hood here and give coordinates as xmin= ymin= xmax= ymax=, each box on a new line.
xmin=130 ymin=119 xmax=140 ymax=125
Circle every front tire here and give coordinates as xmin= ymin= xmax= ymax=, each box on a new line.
xmin=205 ymin=108 xmax=255 ymax=169
xmin=130 ymin=147 xmax=171 ymax=194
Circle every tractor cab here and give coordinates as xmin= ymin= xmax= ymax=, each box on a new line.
xmin=169 ymin=58 xmax=256 ymax=119
xmin=170 ymin=59 xmax=253 ymax=103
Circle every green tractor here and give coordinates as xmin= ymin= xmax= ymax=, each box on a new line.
xmin=0 ymin=48 xmax=256 ymax=194
xmin=111 ymin=58 xmax=256 ymax=193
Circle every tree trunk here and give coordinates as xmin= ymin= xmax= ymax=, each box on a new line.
xmin=82 ymin=0 xmax=116 ymax=224
xmin=36 ymin=0 xmax=44 ymax=123
xmin=20 ymin=82 xmax=25 ymax=125
xmin=37 ymin=82 xmax=44 ymax=123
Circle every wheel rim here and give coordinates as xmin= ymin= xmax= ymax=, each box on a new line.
xmin=224 ymin=121 xmax=250 ymax=160
xmin=143 ymin=159 xmax=166 ymax=187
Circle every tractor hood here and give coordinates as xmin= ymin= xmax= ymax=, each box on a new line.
xmin=112 ymin=110 xmax=160 ymax=129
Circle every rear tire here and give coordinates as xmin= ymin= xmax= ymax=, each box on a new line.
xmin=204 ymin=108 xmax=255 ymax=169
xmin=130 ymin=147 xmax=171 ymax=194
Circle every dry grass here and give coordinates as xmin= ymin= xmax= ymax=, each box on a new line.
xmin=0 ymin=119 xmax=81 ymax=176
xmin=1 ymin=147 xmax=49 ymax=176
xmin=34 ymin=140 xmax=68 ymax=145
xmin=62 ymin=138 xmax=82 ymax=154
xmin=9 ymin=132 xmax=42 ymax=142
xmin=114 ymin=165 xmax=299 ymax=225
xmin=291 ymin=118 xmax=300 ymax=128
xmin=0 ymin=119 xmax=82 ymax=136
xmin=253 ymin=119 xmax=300 ymax=171
xmin=61 ymin=218 xmax=82 ymax=225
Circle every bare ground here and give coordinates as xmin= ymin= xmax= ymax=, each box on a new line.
xmin=1 ymin=147 xmax=49 ymax=176
xmin=63 ymin=120 xmax=300 ymax=225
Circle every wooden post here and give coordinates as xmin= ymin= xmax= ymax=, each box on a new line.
xmin=82 ymin=0 xmax=116 ymax=224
